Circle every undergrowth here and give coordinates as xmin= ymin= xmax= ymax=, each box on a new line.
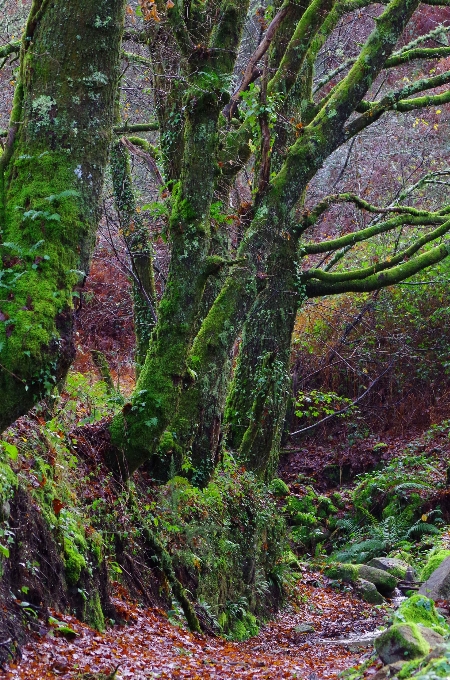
xmin=0 ymin=371 xmax=287 ymax=639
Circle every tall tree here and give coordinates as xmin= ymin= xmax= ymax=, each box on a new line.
xmin=0 ymin=0 xmax=126 ymax=428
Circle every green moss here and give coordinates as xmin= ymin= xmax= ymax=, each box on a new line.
xmin=393 ymin=595 xmax=450 ymax=637
xmin=269 ymin=478 xmax=290 ymax=496
xmin=420 ymin=550 xmax=450 ymax=582
xmin=64 ymin=540 xmax=86 ymax=585
xmin=84 ymin=591 xmax=105 ymax=632
xmin=375 ymin=623 xmax=430 ymax=661
xmin=229 ymin=612 xmax=259 ymax=641
xmin=324 ymin=563 xmax=359 ymax=582
xmin=324 ymin=563 xmax=397 ymax=594
xmin=411 ymin=653 xmax=450 ymax=678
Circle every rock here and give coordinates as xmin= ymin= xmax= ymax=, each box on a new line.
xmin=393 ymin=594 xmax=449 ymax=637
xmin=294 ymin=623 xmax=314 ymax=633
xmin=325 ymin=563 xmax=397 ymax=595
xmin=372 ymin=667 xmax=390 ymax=680
xmin=375 ymin=623 xmax=430 ymax=665
xmin=389 ymin=659 xmax=407 ymax=673
xmin=420 ymin=550 xmax=450 ymax=582
xmin=419 ymin=556 xmax=450 ymax=601
xmin=368 ymin=557 xmax=414 ymax=581
xmin=358 ymin=565 xmax=397 ymax=595
xmin=417 ymin=624 xmax=445 ymax=649
xmin=355 ymin=578 xmax=385 ymax=604
xmin=0 ymin=500 xmax=10 ymax=521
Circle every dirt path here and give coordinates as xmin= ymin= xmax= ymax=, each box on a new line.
xmin=3 ymin=578 xmax=387 ymax=679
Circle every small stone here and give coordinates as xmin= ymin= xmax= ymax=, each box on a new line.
xmin=294 ymin=623 xmax=314 ymax=633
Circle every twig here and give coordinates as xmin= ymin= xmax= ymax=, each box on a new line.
xmin=290 ymin=360 xmax=395 ymax=437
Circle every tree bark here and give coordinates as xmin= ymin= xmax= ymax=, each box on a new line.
xmin=0 ymin=0 xmax=126 ymax=432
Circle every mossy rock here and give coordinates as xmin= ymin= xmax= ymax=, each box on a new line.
xmin=354 ymin=578 xmax=385 ymax=605
xmin=393 ymin=595 xmax=450 ymax=637
xmin=408 ymin=652 xmax=450 ymax=678
xmin=375 ymin=623 xmax=430 ymax=664
xmin=420 ymin=550 xmax=450 ymax=582
xmin=325 ymin=563 xmax=397 ymax=595
xmin=368 ymin=557 xmax=413 ymax=580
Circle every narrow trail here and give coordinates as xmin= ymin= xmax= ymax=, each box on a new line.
xmin=4 ymin=577 xmax=387 ymax=679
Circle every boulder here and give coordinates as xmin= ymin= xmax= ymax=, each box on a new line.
xmin=325 ymin=563 xmax=397 ymax=595
xmin=393 ymin=594 xmax=449 ymax=637
xmin=417 ymin=624 xmax=445 ymax=649
xmin=419 ymin=556 xmax=450 ymax=602
xmin=355 ymin=578 xmax=385 ymax=605
xmin=420 ymin=550 xmax=450 ymax=583
xmin=374 ymin=623 xmax=430 ymax=665
xmin=358 ymin=565 xmax=397 ymax=595
xmin=368 ymin=557 xmax=415 ymax=581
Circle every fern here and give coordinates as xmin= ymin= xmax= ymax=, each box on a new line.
xmin=406 ymin=522 xmax=440 ymax=539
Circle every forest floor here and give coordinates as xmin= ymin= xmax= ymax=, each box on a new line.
xmin=3 ymin=574 xmax=388 ymax=680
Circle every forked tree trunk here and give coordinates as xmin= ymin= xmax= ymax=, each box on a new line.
xmin=0 ymin=0 xmax=125 ymax=432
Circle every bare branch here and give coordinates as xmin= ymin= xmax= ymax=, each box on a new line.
xmin=223 ymin=3 xmax=291 ymax=120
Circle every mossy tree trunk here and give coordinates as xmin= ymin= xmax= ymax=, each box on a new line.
xmin=109 ymin=0 xmax=251 ymax=475
xmin=0 ymin=0 xmax=126 ymax=432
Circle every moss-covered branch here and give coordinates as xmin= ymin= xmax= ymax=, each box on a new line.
xmin=303 ymin=214 xmax=446 ymax=254
xmin=113 ymin=121 xmax=159 ymax=134
xmin=346 ymin=88 xmax=450 ymax=139
xmin=122 ymin=50 xmax=152 ymax=68
xmin=385 ymin=46 xmax=450 ymax=67
xmin=301 ymin=192 xmax=439 ymax=229
xmin=0 ymin=40 xmax=21 ymax=61
xmin=356 ymin=70 xmax=450 ymax=114
xmin=305 ymin=238 xmax=450 ymax=296
xmin=269 ymin=0 xmax=335 ymax=97
xmin=304 ymin=220 xmax=450 ymax=283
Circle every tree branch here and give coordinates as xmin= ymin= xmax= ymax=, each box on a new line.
xmin=223 ymin=3 xmax=291 ymax=120
xmin=346 ymin=87 xmax=450 ymax=139
xmin=304 ymin=219 xmax=450 ymax=283
xmin=302 ymin=214 xmax=445 ymax=254
xmin=0 ymin=40 xmax=20 ymax=60
xmin=301 ymin=192 xmax=438 ymax=229
xmin=305 ymin=236 xmax=450 ymax=296
xmin=290 ymin=361 xmax=394 ymax=437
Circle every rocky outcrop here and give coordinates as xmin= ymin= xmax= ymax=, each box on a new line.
xmin=419 ymin=556 xmax=450 ymax=601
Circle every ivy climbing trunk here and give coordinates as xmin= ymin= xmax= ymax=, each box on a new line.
xmin=0 ymin=0 xmax=126 ymax=432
